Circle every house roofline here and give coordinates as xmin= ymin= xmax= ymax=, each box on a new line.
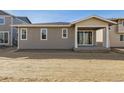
xmin=11 ymin=15 xmax=117 ymax=27
xmin=11 ymin=24 xmax=71 ymax=27
xmin=71 ymin=15 xmax=117 ymax=25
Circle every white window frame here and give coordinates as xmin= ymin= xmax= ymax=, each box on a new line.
xmin=62 ymin=28 xmax=68 ymax=39
xmin=120 ymin=35 xmax=124 ymax=41
xmin=20 ymin=28 xmax=27 ymax=40
xmin=0 ymin=17 xmax=5 ymax=25
xmin=40 ymin=28 xmax=48 ymax=40
xmin=0 ymin=31 xmax=9 ymax=45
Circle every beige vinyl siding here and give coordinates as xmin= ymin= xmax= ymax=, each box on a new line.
xmin=75 ymin=18 xmax=108 ymax=27
xmin=17 ymin=17 xmax=124 ymax=49
xmin=18 ymin=27 xmax=75 ymax=49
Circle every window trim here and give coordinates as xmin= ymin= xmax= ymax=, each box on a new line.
xmin=122 ymin=21 xmax=124 ymax=26
xmin=40 ymin=28 xmax=48 ymax=40
xmin=20 ymin=28 xmax=27 ymax=40
xmin=62 ymin=28 xmax=68 ymax=39
xmin=0 ymin=31 xmax=9 ymax=45
xmin=120 ymin=35 xmax=124 ymax=41
xmin=0 ymin=17 xmax=5 ymax=25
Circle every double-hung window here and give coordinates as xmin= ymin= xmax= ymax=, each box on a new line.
xmin=40 ymin=28 xmax=47 ymax=40
xmin=21 ymin=28 xmax=27 ymax=40
xmin=0 ymin=17 xmax=5 ymax=25
xmin=0 ymin=31 xmax=9 ymax=44
xmin=62 ymin=28 xmax=68 ymax=39
xmin=120 ymin=35 xmax=124 ymax=41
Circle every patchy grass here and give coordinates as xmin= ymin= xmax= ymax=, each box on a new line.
xmin=0 ymin=48 xmax=124 ymax=82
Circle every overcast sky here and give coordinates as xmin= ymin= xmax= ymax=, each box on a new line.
xmin=6 ymin=10 xmax=124 ymax=23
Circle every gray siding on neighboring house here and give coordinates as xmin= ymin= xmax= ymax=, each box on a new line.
xmin=18 ymin=27 xmax=75 ymax=49
xmin=0 ymin=16 xmax=12 ymax=31
xmin=0 ymin=16 xmax=12 ymax=46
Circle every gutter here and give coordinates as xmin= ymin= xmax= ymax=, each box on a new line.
xmin=11 ymin=24 xmax=72 ymax=27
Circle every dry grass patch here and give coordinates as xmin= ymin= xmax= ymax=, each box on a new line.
xmin=0 ymin=48 xmax=124 ymax=82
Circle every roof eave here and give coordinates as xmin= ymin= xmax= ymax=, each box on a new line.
xmin=71 ymin=16 xmax=117 ymax=25
xmin=11 ymin=24 xmax=71 ymax=27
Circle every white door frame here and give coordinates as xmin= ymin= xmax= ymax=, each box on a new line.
xmin=78 ymin=30 xmax=94 ymax=46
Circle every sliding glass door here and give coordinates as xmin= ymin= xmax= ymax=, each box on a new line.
xmin=78 ymin=31 xmax=93 ymax=46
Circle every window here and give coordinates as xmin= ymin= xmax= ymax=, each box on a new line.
xmin=120 ymin=35 xmax=124 ymax=41
xmin=62 ymin=28 xmax=68 ymax=39
xmin=21 ymin=28 xmax=27 ymax=40
xmin=123 ymin=21 xmax=124 ymax=26
xmin=41 ymin=28 xmax=47 ymax=40
xmin=0 ymin=31 xmax=9 ymax=44
xmin=118 ymin=20 xmax=124 ymax=26
xmin=0 ymin=17 xmax=5 ymax=25
xmin=109 ymin=26 xmax=111 ymax=30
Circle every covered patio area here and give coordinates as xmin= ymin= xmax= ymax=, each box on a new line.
xmin=74 ymin=26 xmax=110 ymax=51
xmin=72 ymin=16 xmax=117 ymax=52
xmin=74 ymin=27 xmax=110 ymax=52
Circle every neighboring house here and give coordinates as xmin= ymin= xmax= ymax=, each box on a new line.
xmin=0 ymin=10 xmax=31 ymax=47
xmin=109 ymin=18 xmax=124 ymax=47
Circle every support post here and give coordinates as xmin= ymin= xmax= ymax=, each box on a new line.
xmin=106 ymin=26 xmax=110 ymax=48
xmin=75 ymin=26 xmax=78 ymax=48
xmin=17 ymin=27 xmax=20 ymax=49
xmin=11 ymin=17 xmax=13 ymax=46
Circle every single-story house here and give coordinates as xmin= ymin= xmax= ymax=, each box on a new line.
xmin=12 ymin=15 xmax=124 ymax=51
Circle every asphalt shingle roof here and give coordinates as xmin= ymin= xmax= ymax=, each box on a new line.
xmin=16 ymin=17 xmax=31 ymax=24
xmin=33 ymin=22 xmax=70 ymax=25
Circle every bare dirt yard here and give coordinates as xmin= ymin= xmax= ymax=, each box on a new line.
xmin=0 ymin=48 xmax=124 ymax=82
